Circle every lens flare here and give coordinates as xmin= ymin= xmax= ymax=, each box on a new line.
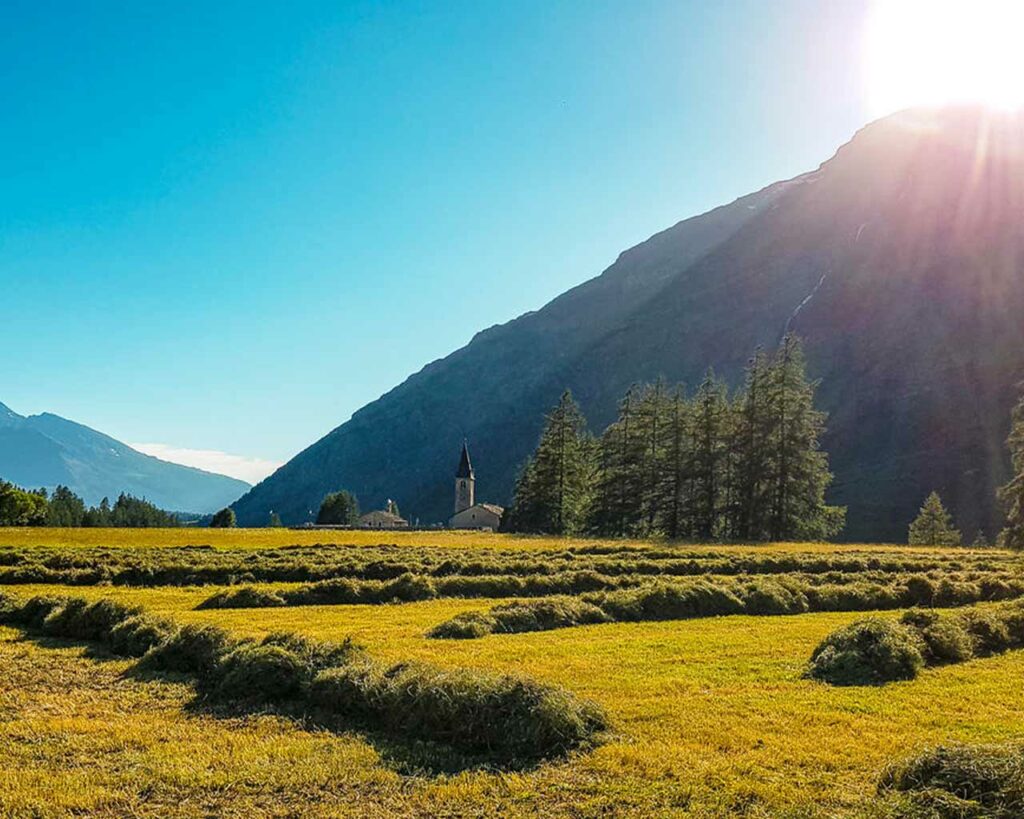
xmin=864 ymin=0 xmax=1024 ymax=116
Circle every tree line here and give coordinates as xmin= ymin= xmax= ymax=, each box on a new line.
xmin=0 ymin=482 xmax=181 ymax=527
xmin=504 ymin=335 xmax=845 ymax=541
xmin=905 ymin=384 xmax=1024 ymax=549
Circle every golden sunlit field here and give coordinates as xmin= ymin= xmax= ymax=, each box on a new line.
xmin=2 ymin=529 xmax=1023 ymax=817
xmin=0 ymin=525 xmax=984 ymax=555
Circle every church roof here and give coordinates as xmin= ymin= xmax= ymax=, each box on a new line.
xmin=455 ymin=440 xmax=474 ymax=478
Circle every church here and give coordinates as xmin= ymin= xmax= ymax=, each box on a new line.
xmin=448 ymin=441 xmax=504 ymax=530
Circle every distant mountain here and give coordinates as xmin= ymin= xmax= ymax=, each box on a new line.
xmin=0 ymin=402 xmax=249 ymax=513
xmin=233 ymin=107 xmax=1024 ymax=541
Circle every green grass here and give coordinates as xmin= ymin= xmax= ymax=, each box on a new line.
xmin=1 ymin=525 xmax=1009 ymax=554
xmin=3 ymin=533 xmax=1024 ymax=816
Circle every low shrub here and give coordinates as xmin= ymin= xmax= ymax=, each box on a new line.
xmin=805 ymin=618 xmax=925 ymax=686
xmin=877 ymin=743 xmax=1024 ymax=817
xmin=139 ymin=623 xmax=236 ymax=675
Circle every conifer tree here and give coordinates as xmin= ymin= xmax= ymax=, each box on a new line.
xmin=766 ymin=335 xmax=844 ymax=541
xmin=908 ymin=491 xmax=961 ymax=546
xmin=589 ymin=389 xmax=643 ymax=536
xmin=317 ymin=490 xmax=361 ymax=525
xmin=634 ymin=380 xmax=672 ymax=534
xmin=998 ymin=388 xmax=1024 ymax=549
xmin=45 ymin=485 xmax=86 ymax=527
xmin=729 ymin=350 xmax=774 ymax=540
xmin=690 ymin=371 xmax=729 ymax=539
xmin=659 ymin=387 xmax=691 ymax=540
xmin=505 ymin=390 xmax=595 ymax=535
xmin=210 ymin=507 xmax=237 ymax=528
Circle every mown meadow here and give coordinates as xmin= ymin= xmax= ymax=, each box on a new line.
xmin=2 ymin=528 xmax=1024 ymax=817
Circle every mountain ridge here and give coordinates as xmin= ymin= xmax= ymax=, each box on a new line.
xmin=0 ymin=403 xmax=250 ymax=513
xmin=234 ymin=107 xmax=1024 ymax=540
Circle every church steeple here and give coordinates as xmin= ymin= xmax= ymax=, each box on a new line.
xmin=454 ymin=440 xmax=475 ymax=513
xmin=456 ymin=440 xmax=474 ymax=479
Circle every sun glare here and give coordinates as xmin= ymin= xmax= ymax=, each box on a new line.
xmin=865 ymin=0 xmax=1024 ymax=117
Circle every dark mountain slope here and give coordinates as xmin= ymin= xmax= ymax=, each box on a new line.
xmin=0 ymin=404 xmax=250 ymax=513
xmin=234 ymin=108 xmax=1024 ymax=540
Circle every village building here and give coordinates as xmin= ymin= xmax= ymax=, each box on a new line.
xmin=359 ymin=508 xmax=409 ymax=529
xmin=448 ymin=441 xmax=504 ymax=530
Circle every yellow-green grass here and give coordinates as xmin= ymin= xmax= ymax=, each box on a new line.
xmin=0 ymin=526 xmax=1007 ymax=557
xmin=6 ymin=580 xmax=1024 ymax=816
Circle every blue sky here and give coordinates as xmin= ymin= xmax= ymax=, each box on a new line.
xmin=0 ymin=0 xmax=874 ymax=481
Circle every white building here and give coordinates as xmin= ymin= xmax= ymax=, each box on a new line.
xmin=447 ymin=441 xmax=504 ymax=530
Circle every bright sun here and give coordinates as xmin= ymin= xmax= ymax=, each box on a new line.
xmin=865 ymin=0 xmax=1024 ymax=117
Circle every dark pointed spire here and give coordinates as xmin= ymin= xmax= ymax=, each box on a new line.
xmin=456 ymin=439 xmax=474 ymax=478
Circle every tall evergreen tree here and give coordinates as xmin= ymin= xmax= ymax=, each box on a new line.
xmin=728 ymin=350 xmax=774 ymax=540
xmin=210 ymin=507 xmax=237 ymax=528
xmin=658 ymin=387 xmax=692 ymax=540
xmin=765 ymin=335 xmax=844 ymax=541
xmin=634 ymin=380 xmax=672 ymax=534
xmin=690 ymin=371 xmax=729 ymax=539
xmin=998 ymin=388 xmax=1024 ymax=549
xmin=589 ymin=388 xmax=643 ymax=536
xmin=317 ymin=490 xmax=361 ymax=525
xmin=45 ymin=485 xmax=86 ymax=527
xmin=908 ymin=491 xmax=961 ymax=546
xmin=505 ymin=390 xmax=595 ymax=535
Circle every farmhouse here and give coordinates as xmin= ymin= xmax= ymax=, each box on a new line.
xmin=358 ymin=509 xmax=409 ymax=529
xmin=448 ymin=441 xmax=504 ymax=530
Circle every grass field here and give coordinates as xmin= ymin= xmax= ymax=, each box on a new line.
xmin=2 ymin=529 xmax=1023 ymax=817
xmin=0 ymin=526 xmax=991 ymax=554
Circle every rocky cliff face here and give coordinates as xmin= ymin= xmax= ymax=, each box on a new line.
xmin=234 ymin=107 xmax=1024 ymax=541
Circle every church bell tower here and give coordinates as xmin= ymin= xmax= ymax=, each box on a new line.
xmin=454 ymin=440 xmax=475 ymax=514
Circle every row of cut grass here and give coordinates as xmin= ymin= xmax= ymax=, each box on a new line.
xmin=426 ymin=573 xmax=1024 ymax=638
xmin=1 ymin=537 xmax=1017 ymax=589
xmin=8 ymin=577 xmax=1024 ymax=816
xmin=806 ymin=603 xmax=1024 ymax=686
xmin=0 ymin=591 xmax=606 ymax=764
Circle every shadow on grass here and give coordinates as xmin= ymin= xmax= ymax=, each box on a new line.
xmin=123 ymin=659 xmax=553 ymax=776
xmin=16 ymin=630 xmax=544 ymax=775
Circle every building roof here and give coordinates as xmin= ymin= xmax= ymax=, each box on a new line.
xmin=455 ymin=440 xmax=474 ymax=478
xmin=359 ymin=510 xmax=408 ymax=524
xmin=452 ymin=502 xmax=504 ymax=517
